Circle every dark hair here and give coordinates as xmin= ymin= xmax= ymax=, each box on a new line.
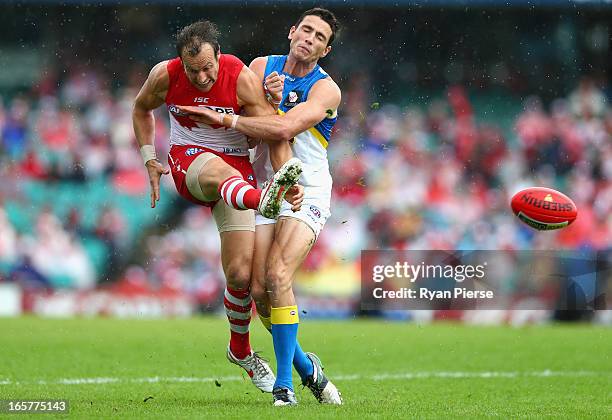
xmin=176 ymin=20 xmax=220 ymax=58
xmin=294 ymin=8 xmax=339 ymax=46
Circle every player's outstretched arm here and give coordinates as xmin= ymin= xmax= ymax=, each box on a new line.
xmin=178 ymin=78 xmax=340 ymax=143
xmin=132 ymin=61 xmax=170 ymax=208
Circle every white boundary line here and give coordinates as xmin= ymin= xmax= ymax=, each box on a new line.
xmin=0 ymin=370 xmax=608 ymax=386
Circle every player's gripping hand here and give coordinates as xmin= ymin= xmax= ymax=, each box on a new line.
xmin=284 ymin=184 xmax=304 ymax=212
xmin=176 ymin=105 xmax=220 ymax=125
xmin=145 ymin=159 xmax=169 ymax=208
xmin=247 ymin=137 xmax=262 ymax=149
xmin=264 ymin=71 xmax=285 ymax=105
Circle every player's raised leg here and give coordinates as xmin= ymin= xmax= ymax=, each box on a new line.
xmin=189 ymin=152 xmax=301 ymax=219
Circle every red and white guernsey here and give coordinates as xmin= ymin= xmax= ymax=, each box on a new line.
xmin=165 ymin=54 xmax=249 ymax=156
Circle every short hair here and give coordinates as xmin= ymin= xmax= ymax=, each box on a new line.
xmin=176 ymin=20 xmax=220 ymax=58
xmin=294 ymin=8 xmax=339 ymax=46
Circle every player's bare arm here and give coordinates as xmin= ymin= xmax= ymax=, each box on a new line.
xmin=237 ymin=78 xmax=340 ymax=141
xmin=250 ymin=56 xmax=285 ymax=107
xmin=248 ymin=56 xmax=268 ymax=85
xmin=178 ymin=77 xmax=340 ymax=143
xmin=236 ymin=65 xmax=293 ymax=171
xmin=236 ymin=64 xmax=275 ymax=117
xmin=237 ymin=64 xmax=303 ymax=208
xmin=247 ymin=56 xmax=302 ymax=209
xmin=132 ymin=61 xmax=170 ymax=208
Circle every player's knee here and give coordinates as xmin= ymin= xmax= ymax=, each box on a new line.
xmin=252 ymin=289 xmax=269 ymax=317
xmin=251 ymin=279 xmax=265 ymax=303
xmin=199 ymin=158 xmax=241 ymax=188
xmin=265 ymin=263 xmax=292 ymax=296
xmin=224 ymin=262 xmax=251 ymax=289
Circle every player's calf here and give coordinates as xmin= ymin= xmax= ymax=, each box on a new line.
xmin=224 ymin=284 xmax=275 ymax=393
xmin=250 ymin=279 xmax=270 ymax=319
xmin=224 ymin=287 xmax=253 ymax=360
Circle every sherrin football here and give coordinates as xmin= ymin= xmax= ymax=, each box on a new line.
xmin=510 ymin=187 xmax=577 ymax=231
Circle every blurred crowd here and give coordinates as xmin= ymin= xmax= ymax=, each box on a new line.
xmin=0 ymin=67 xmax=610 ymax=305
xmin=1 ymin=68 xmax=171 ymax=183
xmin=0 ymin=68 xmax=172 ymax=289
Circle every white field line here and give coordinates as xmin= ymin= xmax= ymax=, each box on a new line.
xmin=0 ymin=370 xmax=608 ymax=386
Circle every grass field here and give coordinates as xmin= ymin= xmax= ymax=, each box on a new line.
xmin=0 ymin=317 xmax=610 ymax=418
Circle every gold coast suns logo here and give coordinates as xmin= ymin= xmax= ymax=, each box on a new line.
xmin=283 ymin=90 xmax=303 ymax=108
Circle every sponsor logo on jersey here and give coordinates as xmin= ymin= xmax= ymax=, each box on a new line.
xmin=185 ymin=147 xmax=206 ymax=156
xmin=194 ymin=97 xmax=209 ymax=103
xmin=247 ymin=174 xmax=254 ymax=181
xmin=168 ymin=104 xmax=235 ymax=116
xmin=223 ymin=147 xmax=243 ymax=154
xmin=168 ymin=104 xmax=189 ymax=116
xmin=202 ymin=105 xmax=235 ymax=115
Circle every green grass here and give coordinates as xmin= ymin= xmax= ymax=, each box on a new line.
xmin=0 ymin=317 xmax=610 ymax=418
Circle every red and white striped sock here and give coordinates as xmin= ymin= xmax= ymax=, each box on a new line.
xmin=218 ymin=176 xmax=261 ymax=210
xmin=224 ymin=287 xmax=253 ymax=360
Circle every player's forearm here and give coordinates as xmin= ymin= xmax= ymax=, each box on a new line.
xmin=132 ymin=108 xmax=156 ymax=148
xmin=268 ymin=141 xmax=293 ymax=172
xmin=222 ymin=114 xmax=295 ymax=143
xmin=132 ymin=107 xmax=158 ymax=164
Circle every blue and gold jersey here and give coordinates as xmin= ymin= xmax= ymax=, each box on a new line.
xmin=253 ymin=55 xmax=337 ymax=197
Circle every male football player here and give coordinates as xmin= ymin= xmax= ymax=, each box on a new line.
xmin=178 ymin=8 xmax=342 ymax=406
xmin=132 ymin=20 xmax=302 ymax=393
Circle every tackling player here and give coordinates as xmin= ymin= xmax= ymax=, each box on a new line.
xmin=178 ymin=8 xmax=342 ymax=406
xmin=132 ymin=20 xmax=302 ymax=393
